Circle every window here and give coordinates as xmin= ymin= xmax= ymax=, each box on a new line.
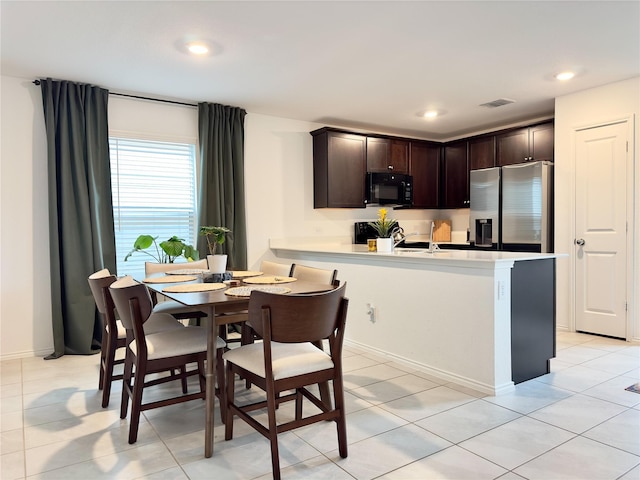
xmin=110 ymin=136 xmax=198 ymax=278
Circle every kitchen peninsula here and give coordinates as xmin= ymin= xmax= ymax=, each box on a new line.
xmin=270 ymin=237 xmax=563 ymax=395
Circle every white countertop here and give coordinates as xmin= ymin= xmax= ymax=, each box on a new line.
xmin=270 ymin=236 xmax=564 ymax=269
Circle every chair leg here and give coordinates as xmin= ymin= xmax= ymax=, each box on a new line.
xmin=215 ymin=349 xmax=226 ymax=423
xmin=99 ymin=351 xmax=106 ymax=391
xmin=224 ymin=362 xmax=236 ymax=441
xmin=179 ymin=367 xmax=188 ymax=394
xmin=333 ymin=378 xmax=348 ymax=459
xmin=98 ymin=325 xmax=109 ymax=390
xmin=120 ymin=351 xmax=134 ymax=419
xmin=128 ymin=362 xmax=145 ymax=444
xmin=101 ymin=335 xmax=117 ymax=408
xmin=197 ymin=358 xmax=206 ymax=393
xmin=240 ymin=325 xmax=255 ymax=389
xmin=295 ymin=389 xmax=303 ymax=420
xmin=265 ymin=380 xmax=281 ymax=480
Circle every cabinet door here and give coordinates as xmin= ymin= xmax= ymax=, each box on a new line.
xmin=442 ymin=141 xmax=469 ymax=208
xmin=469 ymin=135 xmax=495 ymax=170
xmin=366 ymin=137 xmax=391 ymax=172
xmin=496 ymin=127 xmax=529 ymax=166
xmin=409 ymin=142 xmax=440 ymax=208
xmin=530 ymin=122 xmax=554 ymax=162
xmin=390 ymin=139 xmax=409 ymax=174
xmin=313 ymin=131 xmax=366 ymax=208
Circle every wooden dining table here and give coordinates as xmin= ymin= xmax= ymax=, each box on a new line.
xmin=143 ymin=273 xmax=336 ymax=458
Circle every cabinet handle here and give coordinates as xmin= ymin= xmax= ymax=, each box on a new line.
xmin=387 ymin=165 xmax=393 ymax=170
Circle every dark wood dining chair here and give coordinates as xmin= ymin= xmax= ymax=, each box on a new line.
xmin=223 ymin=282 xmax=349 ymax=480
xmin=238 ymin=260 xmax=294 ymax=348
xmin=109 ymin=275 xmax=227 ymax=444
xmin=144 ymin=260 xmax=209 ymax=322
xmin=290 ymin=263 xmax=338 ymax=285
xmin=87 ymin=268 xmax=185 ymax=408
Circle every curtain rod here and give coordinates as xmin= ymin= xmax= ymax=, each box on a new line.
xmin=32 ymin=80 xmax=197 ymax=108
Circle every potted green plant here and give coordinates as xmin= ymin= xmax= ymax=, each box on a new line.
xmin=199 ymin=226 xmax=231 ymax=273
xmin=124 ymin=235 xmax=199 ymax=263
xmin=368 ymin=208 xmax=397 ymax=252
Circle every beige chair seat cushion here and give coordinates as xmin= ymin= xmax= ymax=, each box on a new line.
xmin=113 ymin=312 xmax=184 ymax=340
xmin=152 ymin=300 xmax=206 ymax=317
xmin=129 ymin=326 xmax=225 ymax=360
xmin=223 ymin=342 xmax=333 ymax=380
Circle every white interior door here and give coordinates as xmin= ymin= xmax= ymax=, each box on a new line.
xmin=575 ymin=121 xmax=628 ymax=338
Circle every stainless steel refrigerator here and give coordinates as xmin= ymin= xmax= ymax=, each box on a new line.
xmin=469 ymin=161 xmax=553 ymax=253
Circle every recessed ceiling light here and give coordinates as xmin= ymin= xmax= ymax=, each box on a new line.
xmin=186 ymin=42 xmax=210 ymax=55
xmin=423 ymin=110 xmax=438 ymax=118
xmin=176 ymin=37 xmax=222 ymax=57
xmin=555 ymin=71 xmax=575 ymax=81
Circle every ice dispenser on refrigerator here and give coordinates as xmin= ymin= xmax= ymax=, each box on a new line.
xmin=469 ymin=167 xmax=500 ymax=249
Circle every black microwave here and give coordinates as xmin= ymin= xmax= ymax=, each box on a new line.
xmin=366 ymin=172 xmax=413 ymax=206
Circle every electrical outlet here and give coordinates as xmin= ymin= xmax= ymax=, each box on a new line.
xmin=366 ymin=303 xmax=376 ymax=323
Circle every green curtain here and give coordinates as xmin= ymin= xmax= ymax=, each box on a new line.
xmin=40 ymin=78 xmax=116 ymax=358
xmin=197 ymin=103 xmax=247 ymax=270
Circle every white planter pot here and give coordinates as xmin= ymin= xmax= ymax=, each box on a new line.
xmin=376 ymin=237 xmax=393 ymax=253
xmin=207 ymin=254 xmax=228 ymax=273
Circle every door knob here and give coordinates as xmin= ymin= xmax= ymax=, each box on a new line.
xmin=575 ymin=238 xmax=585 ymax=246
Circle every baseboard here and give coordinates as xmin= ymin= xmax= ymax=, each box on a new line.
xmin=0 ymin=347 xmax=53 ymax=362
xmin=344 ymin=339 xmax=515 ymax=396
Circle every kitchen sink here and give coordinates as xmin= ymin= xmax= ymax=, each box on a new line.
xmin=393 ymin=248 xmax=429 ymax=254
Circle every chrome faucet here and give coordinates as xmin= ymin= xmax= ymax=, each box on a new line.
xmin=427 ymin=221 xmax=439 ymax=253
xmin=393 ymin=231 xmax=419 ymax=248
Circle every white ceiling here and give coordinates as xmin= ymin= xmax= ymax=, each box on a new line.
xmin=2 ymin=1 xmax=639 ymax=141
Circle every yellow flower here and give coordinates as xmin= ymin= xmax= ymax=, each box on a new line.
xmin=369 ymin=208 xmax=397 ymax=238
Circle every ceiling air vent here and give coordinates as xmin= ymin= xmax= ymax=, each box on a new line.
xmin=479 ymin=98 xmax=516 ymax=108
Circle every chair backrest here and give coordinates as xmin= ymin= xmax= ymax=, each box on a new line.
xmin=109 ymin=276 xmax=154 ymax=331
xmin=260 ymin=260 xmax=293 ymax=277
xmin=144 ymin=259 xmax=209 ymax=276
xmin=88 ymin=269 xmax=117 ymax=315
xmin=290 ymin=264 xmax=338 ymax=285
xmin=249 ymin=282 xmax=348 ymax=344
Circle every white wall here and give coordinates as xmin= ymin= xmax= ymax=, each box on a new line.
xmin=0 ymin=77 xmax=444 ymax=359
xmin=5 ymin=72 xmax=636 ymax=359
xmin=1 ymin=76 xmax=51 ymax=359
xmin=243 ymin=113 xmax=451 ymax=268
xmin=555 ymin=77 xmax=640 ymax=340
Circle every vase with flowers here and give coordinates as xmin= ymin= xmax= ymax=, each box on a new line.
xmin=368 ymin=208 xmax=398 ymax=252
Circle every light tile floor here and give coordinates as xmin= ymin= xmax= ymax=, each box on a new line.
xmin=1 ymin=331 xmax=639 ymax=479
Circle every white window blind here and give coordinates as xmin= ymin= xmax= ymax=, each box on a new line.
xmin=110 ymin=137 xmax=198 ymax=278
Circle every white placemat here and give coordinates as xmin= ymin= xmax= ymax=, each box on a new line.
xmin=166 ymin=268 xmax=210 ymax=275
xmin=224 ymin=285 xmax=291 ymax=297
xmin=162 ymin=283 xmax=226 ymax=293
xmin=143 ymin=275 xmax=198 ymax=284
xmin=242 ymin=275 xmax=297 ymax=284
xmin=230 ymin=270 xmax=264 ymax=278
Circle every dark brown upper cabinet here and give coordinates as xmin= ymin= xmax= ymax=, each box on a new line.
xmin=496 ymin=121 xmax=554 ymax=166
xmin=442 ymin=140 xmax=469 ymax=208
xmin=311 ymin=128 xmax=367 ymax=208
xmin=469 ymin=135 xmax=496 ymax=170
xmin=409 ymin=141 xmax=440 ymax=209
xmin=310 ymin=119 xmax=553 ymax=209
xmin=366 ymin=137 xmax=409 ymax=174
